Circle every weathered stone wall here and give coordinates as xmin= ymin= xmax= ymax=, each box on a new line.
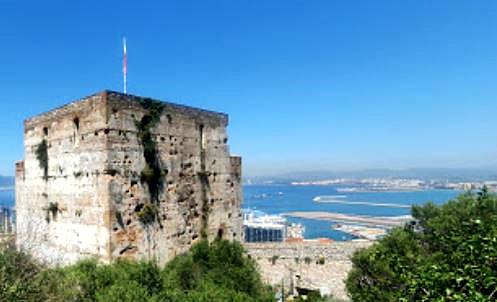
xmin=244 ymin=241 xmax=372 ymax=301
xmin=16 ymin=93 xmax=112 ymax=265
xmin=16 ymin=91 xmax=242 ymax=266
xmin=104 ymin=92 xmax=242 ymax=265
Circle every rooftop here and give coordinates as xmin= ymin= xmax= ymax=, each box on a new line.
xmin=24 ymin=90 xmax=228 ymax=126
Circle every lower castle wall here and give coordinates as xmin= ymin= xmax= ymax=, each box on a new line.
xmin=244 ymin=241 xmax=372 ymax=301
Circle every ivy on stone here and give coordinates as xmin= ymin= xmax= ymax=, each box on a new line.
xmin=135 ymin=99 xmax=166 ymax=224
xmin=35 ymin=139 xmax=48 ymax=180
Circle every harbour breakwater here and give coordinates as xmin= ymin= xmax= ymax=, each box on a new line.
xmin=313 ymin=195 xmax=411 ymax=208
xmin=283 ymin=211 xmax=412 ymax=228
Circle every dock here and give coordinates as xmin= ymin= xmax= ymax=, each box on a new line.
xmin=282 ymin=211 xmax=411 ymax=228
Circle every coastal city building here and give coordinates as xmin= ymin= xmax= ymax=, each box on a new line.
xmin=243 ymin=209 xmax=304 ymax=242
xmin=15 ymin=91 xmax=243 ymax=265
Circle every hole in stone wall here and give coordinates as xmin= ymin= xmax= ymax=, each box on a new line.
xmin=134 ymin=203 xmax=144 ymax=212
xmin=199 ymin=124 xmax=205 ymax=150
xmin=166 ymin=114 xmax=172 ymax=124
xmin=43 ymin=127 xmax=49 ymax=136
xmin=73 ymin=117 xmax=80 ymax=131
xmin=119 ymin=245 xmax=136 ymax=255
xmin=217 ymin=228 xmax=224 ymax=239
xmin=115 ymin=211 xmax=125 ymax=229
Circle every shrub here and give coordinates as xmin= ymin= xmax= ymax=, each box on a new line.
xmin=0 ymin=239 xmax=274 ymax=302
xmin=137 ymin=203 xmax=159 ymax=225
xmin=35 ymin=139 xmax=48 ymax=180
xmin=346 ymin=189 xmax=497 ymax=301
xmin=0 ymin=243 xmax=57 ymax=301
xmin=162 ymin=239 xmax=274 ymax=301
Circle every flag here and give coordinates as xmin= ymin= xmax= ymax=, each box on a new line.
xmin=123 ymin=37 xmax=127 ymax=93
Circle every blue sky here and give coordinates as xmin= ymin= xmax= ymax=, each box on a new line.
xmin=1 ymin=1 xmax=497 ymax=177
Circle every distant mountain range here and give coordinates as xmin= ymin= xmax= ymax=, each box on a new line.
xmin=245 ymin=168 xmax=497 ymax=184
xmin=0 ymin=176 xmax=14 ymax=187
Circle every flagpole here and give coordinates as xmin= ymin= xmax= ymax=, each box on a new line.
xmin=123 ymin=37 xmax=127 ymax=94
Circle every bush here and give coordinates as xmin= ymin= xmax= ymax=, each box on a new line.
xmin=162 ymin=239 xmax=274 ymax=301
xmin=0 ymin=239 xmax=274 ymax=302
xmin=0 ymin=244 xmax=45 ymax=301
xmin=346 ymin=189 xmax=497 ymax=301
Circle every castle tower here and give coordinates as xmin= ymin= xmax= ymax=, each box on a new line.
xmin=15 ymin=91 xmax=242 ymax=265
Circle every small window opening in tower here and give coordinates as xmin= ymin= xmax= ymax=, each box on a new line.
xmin=73 ymin=117 xmax=80 ymax=131
xmin=43 ymin=127 xmax=49 ymax=136
xmin=199 ymin=124 xmax=206 ymax=150
xmin=73 ymin=117 xmax=80 ymax=146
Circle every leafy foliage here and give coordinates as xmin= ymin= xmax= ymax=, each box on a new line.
xmin=0 ymin=239 xmax=275 ymax=302
xmin=136 ymin=100 xmax=165 ymax=199
xmin=346 ymin=188 xmax=497 ymax=302
xmin=44 ymin=202 xmax=60 ymax=223
xmin=137 ymin=202 xmax=159 ymax=225
xmin=35 ymin=139 xmax=48 ymax=180
xmin=0 ymin=245 xmax=44 ymax=301
xmin=135 ymin=99 xmax=166 ymax=224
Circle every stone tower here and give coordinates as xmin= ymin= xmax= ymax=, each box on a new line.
xmin=15 ymin=91 xmax=242 ymax=266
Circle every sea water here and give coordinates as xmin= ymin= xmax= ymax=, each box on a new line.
xmin=0 ymin=185 xmax=461 ymax=240
xmin=243 ymin=185 xmax=460 ymax=240
xmin=0 ymin=190 xmax=14 ymax=209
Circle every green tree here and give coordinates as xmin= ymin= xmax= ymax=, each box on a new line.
xmin=0 ymin=245 xmax=46 ymax=301
xmin=346 ymin=189 xmax=497 ymax=301
xmin=0 ymin=239 xmax=275 ymax=302
xmin=162 ymin=239 xmax=274 ymax=302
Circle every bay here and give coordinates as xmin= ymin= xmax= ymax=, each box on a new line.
xmin=243 ymin=185 xmax=460 ymax=240
xmin=0 ymin=185 xmax=461 ymax=240
xmin=0 ymin=190 xmax=14 ymax=209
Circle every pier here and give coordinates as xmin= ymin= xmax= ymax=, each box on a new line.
xmin=283 ymin=211 xmax=412 ymax=228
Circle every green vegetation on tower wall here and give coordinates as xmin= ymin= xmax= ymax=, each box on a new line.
xmin=35 ymin=139 xmax=48 ymax=180
xmin=198 ymin=171 xmax=210 ymax=238
xmin=135 ymin=99 xmax=167 ymax=225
